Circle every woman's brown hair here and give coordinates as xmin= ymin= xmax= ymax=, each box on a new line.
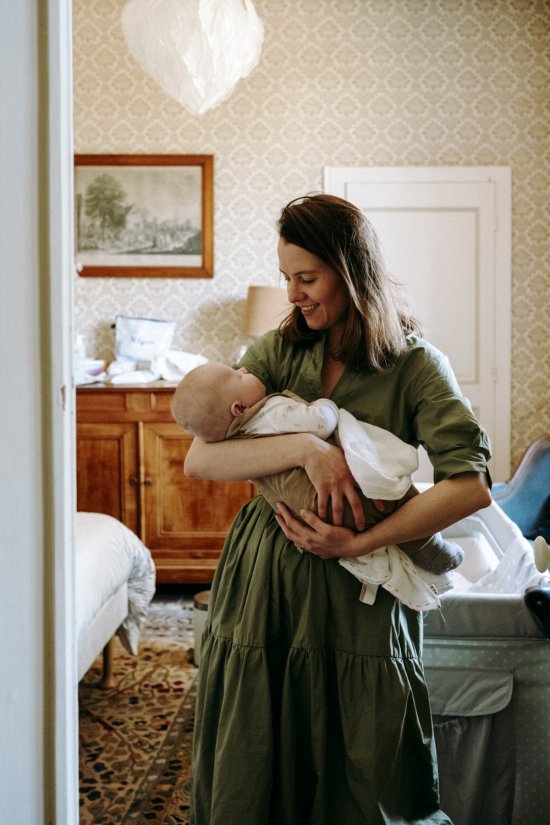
xmin=277 ymin=193 xmax=421 ymax=372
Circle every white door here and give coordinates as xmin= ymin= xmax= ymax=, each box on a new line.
xmin=324 ymin=166 xmax=511 ymax=481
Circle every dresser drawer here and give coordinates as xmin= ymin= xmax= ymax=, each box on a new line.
xmin=77 ymin=383 xmax=178 ymax=422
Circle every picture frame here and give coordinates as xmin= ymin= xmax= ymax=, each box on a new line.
xmin=74 ymin=154 xmax=214 ymax=278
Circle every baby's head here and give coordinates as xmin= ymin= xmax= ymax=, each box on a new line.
xmin=171 ymin=362 xmax=266 ymax=442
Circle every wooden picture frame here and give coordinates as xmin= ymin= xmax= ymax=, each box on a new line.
xmin=74 ymin=154 xmax=214 ymax=278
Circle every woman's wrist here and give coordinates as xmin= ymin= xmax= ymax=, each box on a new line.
xmin=342 ymin=529 xmax=373 ymax=558
xmin=298 ymin=433 xmax=326 ymax=468
xmin=351 ymin=526 xmax=380 ymax=557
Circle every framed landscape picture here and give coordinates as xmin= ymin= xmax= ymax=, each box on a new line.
xmin=74 ymin=154 xmax=214 ymax=278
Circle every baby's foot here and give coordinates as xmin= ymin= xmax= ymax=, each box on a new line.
xmin=410 ymin=533 xmax=464 ymax=575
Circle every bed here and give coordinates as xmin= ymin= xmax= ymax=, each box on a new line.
xmin=76 ymin=512 xmax=156 ymax=685
xmin=423 ymin=498 xmax=550 ymax=825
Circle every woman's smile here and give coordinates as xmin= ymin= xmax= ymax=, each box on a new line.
xmin=297 ymin=302 xmax=317 ymax=316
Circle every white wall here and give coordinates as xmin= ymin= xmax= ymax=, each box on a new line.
xmin=0 ymin=1 xmax=46 ymax=818
xmin=0 ymin=1 xmax=76 ymax=822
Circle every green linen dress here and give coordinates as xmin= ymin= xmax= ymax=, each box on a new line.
xmin=190 ymin=332 xmax=491 ymax=825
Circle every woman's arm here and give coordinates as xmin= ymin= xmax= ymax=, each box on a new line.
xmin=185 ymin=432 xmax=367 ymax=530
xmin=185 ymin=432 xmax=310 ymax=480
xmin=275 ymin=471 xmax=492 ymax=558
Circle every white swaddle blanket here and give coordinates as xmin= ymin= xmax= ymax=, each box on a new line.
xmin=337 ymin=409 xmax=419 ymax=500
xmin=340 ymin=547 xmax=453 ymax=611
xmin=336 ymin=409 xmax=452 ymax=611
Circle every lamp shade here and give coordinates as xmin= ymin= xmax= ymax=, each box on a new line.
xmin=121 ymin=0 xmax=264 ymax=115
xmin=241 ymin=286 xmax=291 ymax=338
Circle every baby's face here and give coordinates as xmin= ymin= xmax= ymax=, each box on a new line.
xmin=228 ymin=367 xmax=266 ymax=406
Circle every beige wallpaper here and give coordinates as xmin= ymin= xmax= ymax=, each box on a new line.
xmin=73 ymin=0 xmax=550 ymax=473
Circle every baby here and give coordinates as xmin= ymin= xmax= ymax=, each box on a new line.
xmin=171 ymin=361 xmax=464 ymax=577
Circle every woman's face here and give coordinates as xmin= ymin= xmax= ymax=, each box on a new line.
xmin=277 ymin=239 xmax=349 ymax=341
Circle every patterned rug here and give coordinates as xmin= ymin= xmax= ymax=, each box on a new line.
xmin=79 ymin=594 xmax=198 ymax=824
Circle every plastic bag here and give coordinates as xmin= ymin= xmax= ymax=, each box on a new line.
xmin=115 ymin=315 xmax=175 ymax=366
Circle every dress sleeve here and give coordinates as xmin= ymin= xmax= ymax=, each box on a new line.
xmin=236 ymin=330 xmax=287 ymax=395
xmin=407 ymin=346 xmax=492 ymax=484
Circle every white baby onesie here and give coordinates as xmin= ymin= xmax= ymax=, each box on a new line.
xmin=241 ymin=395 xmax=339 ymax=440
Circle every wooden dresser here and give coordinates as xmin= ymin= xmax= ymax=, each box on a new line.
xmin=76 ymin=383 xmax=255 ymax=583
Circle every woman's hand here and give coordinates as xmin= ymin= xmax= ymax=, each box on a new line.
xmin=275 ymin=471 xmax=492 ymax=561
xmin=302 ymin=439 xmax=366 ymax=531
xmin=274 ymin=502 xmax=365 ymax=559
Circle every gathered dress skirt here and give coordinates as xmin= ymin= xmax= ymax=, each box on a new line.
xmin=190 ymin=496 xmax=452 ymax=825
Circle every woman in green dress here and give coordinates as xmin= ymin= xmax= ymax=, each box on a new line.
xmin=185 ymin=194 xmax=492 ymax=825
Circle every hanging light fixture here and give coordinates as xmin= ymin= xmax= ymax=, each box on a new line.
xmin=121 ymin=0 xmax=264 ymax=115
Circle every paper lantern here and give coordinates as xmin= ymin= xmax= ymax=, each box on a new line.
xmin=121 ymin=0 xmax=264 ymax=115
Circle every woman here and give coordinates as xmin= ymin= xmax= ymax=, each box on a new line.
xmin=185 ymin=194 xmax=492 ymax=825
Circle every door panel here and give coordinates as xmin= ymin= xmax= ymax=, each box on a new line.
xmin=76 ymin=422 xmax=138 ymax=532
xmin=142 ymin=422 xmax=255 ymax=581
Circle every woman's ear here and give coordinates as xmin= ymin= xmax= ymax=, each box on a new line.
xmin=230 ymin=401 xmax=248 ymax=418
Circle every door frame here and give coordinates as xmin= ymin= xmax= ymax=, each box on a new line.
xmin=324 ymin=165 xmax=512 ymax=481
xmin=47 ymin=0 xmax=79 ymax=821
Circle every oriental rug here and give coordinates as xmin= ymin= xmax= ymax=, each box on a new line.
xmin=79 ymin=594 xmax=197 ymax=824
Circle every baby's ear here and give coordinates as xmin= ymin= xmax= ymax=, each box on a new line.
xmin=230 ymin=401 xmax=249 ymax=417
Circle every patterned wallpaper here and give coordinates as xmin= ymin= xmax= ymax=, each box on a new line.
xmin=73 ymin=0 xmax=550 ymax=472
